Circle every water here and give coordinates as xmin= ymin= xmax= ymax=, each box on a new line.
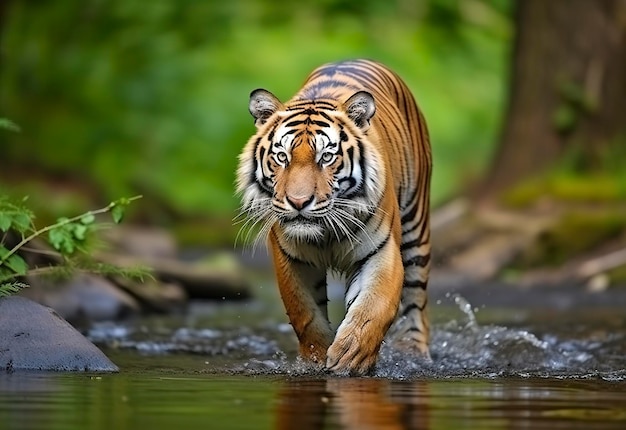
xmin=1 ymin=291 xmax=626 ymax=429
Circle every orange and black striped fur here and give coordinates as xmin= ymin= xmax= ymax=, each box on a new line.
xmin=236 ymin=59 xmax=431 ymax=375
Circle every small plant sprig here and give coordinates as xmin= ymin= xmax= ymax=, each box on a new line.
xmin=0 ymin=195 xmax=143 ymax=297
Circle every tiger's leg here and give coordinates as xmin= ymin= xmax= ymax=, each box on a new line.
xmin=388 ymin=233 xmax=431 ymax=357
xmin=269 ymin=234 xmax=334 ymax=366
xmin=326 ymin=237 xmax=403 ymax=375
xmin=398 ymin=247 xmax=431 ymax=355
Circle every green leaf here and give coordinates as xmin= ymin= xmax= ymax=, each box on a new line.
xmin=80 ymin=213 xmax=95 ymax=225
xmin=5 ymin=254 xmax=28 ymax=276
xmin=49 ymin=225 xmax=75 ymax=254
xmin=73 ymin=223 xmax=87 ymax=240
xmin=111 ymin=205 xmax=125 ymax=224
xmin=12 ymin=212 xmax=33 ymax=234
xmin=0 ymin=214 xmax=11 ymax=232
xmin=0 ymin=246 xmax=28 ymax=276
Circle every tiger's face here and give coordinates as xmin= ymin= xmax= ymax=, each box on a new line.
xmin=237 ymin=89 xmax=385 ymax=244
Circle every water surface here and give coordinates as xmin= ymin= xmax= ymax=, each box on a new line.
xmin=1 ymin=289 xmax=626 ymax=429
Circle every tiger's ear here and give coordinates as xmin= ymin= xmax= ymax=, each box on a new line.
xmin=344 ymin=91 xmax=376 ymax=130
xmin=249 ymin=89 xmax=283 ymax=127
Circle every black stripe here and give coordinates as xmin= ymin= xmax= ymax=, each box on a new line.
xmin=352 ymin=231 xmax=391 ymax=274
xmin=256 ymin=182 xmax=272 ymax=197
xmin=404 ymin=280 xmax=427 ymax=289
xmin=346 ymin=292 xmax=360 ymax=311
xmin=255 ymin=147 xmax=274 ymax=195
xmin=249 ymin=142 xmax=260 ymax=186
xmin=357 ymin=139 xmax=366 ymax=188
xmin=403 ymin=254 xmax=430 ymax=268
xmin=402 ymin=303 xmax=418 ymax=316
xmin=402 ymin=184 xmax=419 ymax=213
xmin=282 ymin=128 xmax=298 ymax=136
xmin=318 ymin=111 xmax=333 ymax=121
xmin=337 ymin=176 xmax=356 ymax=190
xmin=346 ymin=296 xmax=356 ymax=309
xmin=312 ymin=120 xmax=330 ymax=127
xmin=400 ymin=201 xmax=418 ymax=225
xmin=401 ymin=195 xmax=428 ymax=234
xmin=414 ymin=206 xmax=430 ymax=243
xmin=285 ymin=119 xmax=305 ymax=127
xmin=282 ymin=110 xmax=310 ymax=122
xmin=346 ymin=146 xmax=355 ymax=177
xmin=400 ymin=238 xmax=421 ymax=251
xmin=288 ymin=100 xmax=336 ymax=109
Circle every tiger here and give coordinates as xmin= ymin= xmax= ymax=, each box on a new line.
xmin=236 ymin=59 xmax=432 ymax=375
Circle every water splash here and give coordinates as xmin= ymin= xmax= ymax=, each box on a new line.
xmin=453 ymin=294 xmax=479 ymax=331
xmin=88 ymin=295 xmax=626 ymax=381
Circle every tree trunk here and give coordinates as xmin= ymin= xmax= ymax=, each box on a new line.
xmin=483 ymin=0 xmax=626 ymax=196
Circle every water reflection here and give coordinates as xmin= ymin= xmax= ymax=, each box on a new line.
xmin=274 ymin=377 xmax=626 ymax=430
xmin=276 ymin=378 xmax=430 ymax=430
xmin=2 ymin=371 xmax=626 ymax=430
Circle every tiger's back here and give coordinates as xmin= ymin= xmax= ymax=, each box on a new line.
xmin=237 ymin=59 xmax=431 ymax=374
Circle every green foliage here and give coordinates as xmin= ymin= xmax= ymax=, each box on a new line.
xmin=515 ymin=211 xmax=626 ymax=268
xmin=0 ymin=118 xmax=20 ymax=132
xmin=0 ymin=0 xmax=512 ymax=221
xmin=0 ymin=195 xmax=143 ymax=297
xmin=0 ymin=282 xmax=28 ymax=298
xmin=502 ymin=140 xmax=626 ymax=208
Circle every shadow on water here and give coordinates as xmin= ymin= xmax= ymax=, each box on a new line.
xmin=2 ymin=291 xmax=626 ymax=429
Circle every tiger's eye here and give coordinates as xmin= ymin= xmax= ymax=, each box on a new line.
xmin=276 ymin=152 xmax=288 ymax=163
xmin=321 ymin=152 xmax=334 ymax=163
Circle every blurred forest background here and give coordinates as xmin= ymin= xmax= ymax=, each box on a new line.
xmin=1 ymin=0 xmax=626 ymax=290
xmin=0 ymin=0 xmax=510 ymax=243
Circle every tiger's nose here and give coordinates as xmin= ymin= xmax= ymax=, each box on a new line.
xmin=286 ymin=194 xmax=314 ymax=210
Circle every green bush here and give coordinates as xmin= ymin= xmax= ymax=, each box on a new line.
xmin=0 ymin=0 xmax=511 ymax=220
xmin=0 ymin=194 xmax=144 ymax=297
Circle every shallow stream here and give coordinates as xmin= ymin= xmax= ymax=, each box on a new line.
xmin=1 ymin=278 xmax=626 ymax=429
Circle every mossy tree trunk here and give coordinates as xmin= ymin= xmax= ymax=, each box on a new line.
xmin=483 ymin=0 xmax=626 ymax=196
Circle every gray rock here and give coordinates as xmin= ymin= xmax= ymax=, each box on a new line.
xmin=21 ymin=273 xmax=140 ymax=324
xmin=0 ymin=296 xmax=119 ymax=372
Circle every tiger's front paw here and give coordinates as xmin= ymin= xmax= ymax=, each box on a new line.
xmin=298 ymin=342 xmax=328 ymax=368
xmin=325 ymin=330 xmax=379 ymax=376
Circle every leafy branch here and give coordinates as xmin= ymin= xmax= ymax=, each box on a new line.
xmin=0 ymin=195 xmax=143 ymax=297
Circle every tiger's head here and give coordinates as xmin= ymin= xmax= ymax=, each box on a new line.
xmin=236 ymin=89 xmax=385 ymax=245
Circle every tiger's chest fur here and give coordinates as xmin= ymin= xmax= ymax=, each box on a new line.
xmin=236 ymin=59 xmax=431 ymax=375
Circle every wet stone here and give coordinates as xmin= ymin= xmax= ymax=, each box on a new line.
xmin=0 ymin=297 xmax=119 ymax=372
